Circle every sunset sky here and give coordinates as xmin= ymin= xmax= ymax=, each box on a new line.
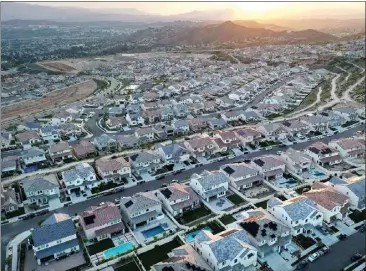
xmin=30 ymin=1 xmax=365 ymax=20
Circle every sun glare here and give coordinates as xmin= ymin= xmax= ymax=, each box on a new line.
xmin=237 ymin=2 xmax=286 ymax=19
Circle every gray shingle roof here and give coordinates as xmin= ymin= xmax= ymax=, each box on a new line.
xmin=120 ymin=192 xmax=161 ymax=214
xmin=347 ymin=178 xmax=365 ymax=207
xmin=22 ymin=176 xmax=58 ymax=193
xmin=129 ymin=151 xmax=160 ymax=164
xmin=282 ymin=197 xmax=318 ymax=221
xmin=41 ymin=213 xmax=71 ymax=226
xmin=194 ymin=171 xmax=229 ymax=190
xmin=62 ymin=163 xmax=95 ymax=183
xmin=35 ymin=239 xmax=79 ymax=259
xmin=21 ymin=147 xmax=45 ymax=159
xmin=32 ymin=218 xmax=76 ymax=246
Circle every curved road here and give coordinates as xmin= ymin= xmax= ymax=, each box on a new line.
xmin=1 ymin=125 xmax=364 ymax=267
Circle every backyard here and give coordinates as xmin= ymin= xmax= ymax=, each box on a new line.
xmin=227 ymin=193 xmax=245 ymax=205
xmin=87 ymin=238 xmax=115 ymax=255
xmin=219 ymin=214 xmax=237 ymax=225
xmin=114 ymin=261 xmax=141 ymax=271
xmin=255 ymin=200 xmax=269 ymax=209
xmin=293 ymin=234 xmax=316 ymax=250
xmin=348 ymin=209 xmax=366 ymax=223
xmin=295 ymin=186 xmax=311 ymax=195
xmin=138 ymin=238 xmax=182 ymax=269
xmin=177 ymin=206 xmax=212 ymax=224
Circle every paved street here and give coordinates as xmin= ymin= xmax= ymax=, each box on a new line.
xmin=1 ymin=125 xmax=364 ymax=267
xmin=306 ymin=232 xmax=366 ymax=271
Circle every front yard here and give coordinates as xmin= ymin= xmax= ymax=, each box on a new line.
xmin=4 ymin=207 xmax=25 ymax=219
xmin=91 ymin=182 xmax=120 ymax=194
xmin=259 ymin=140 xmax=280 ymax=147
xmin=227 ymin=194 xmax=245 ymax=205
xmin=341 ymin=120 xmax=359 ymax=128
xmin=177 ymin=206 xmax=212 ymax=224
xmin=87 ymin=238 xmax=115 ymax=255
xmin=292 ymin=234 xmax=316 ymax=250
xmin=138 ymin=238 xmax=182 ymax=269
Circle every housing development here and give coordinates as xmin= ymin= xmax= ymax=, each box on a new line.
xmin=1 ymin=2 xmax=366 ymax=271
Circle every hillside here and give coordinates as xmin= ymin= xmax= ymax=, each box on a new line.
xmin=233 ymin=20 xmax=293 ymax=32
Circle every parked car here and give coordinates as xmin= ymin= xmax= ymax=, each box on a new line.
xmin=114 ymin=187 xmax=125 ymax=193
xmin=295 ymin=261 xmax=308 ymax=270
xmin=161 ymin=183 xmax=168 ymax=188
xmin=277 ymin=151 xmax=282 ymax=155
xmin=351 ymin=253 xmax=363 ymax=262
xmin=338 ymin=234 xmax=347 ymax=240
xmin=265 ymin=146 xmax=273 ymax=150
xmin=114 ymin=198 xmax=120 ymax=204
xmin=156 ymin=176 xmax=165 ymax=180
xmin=359 ymin=225 xmax=366 ymax=232
xmin=320 ymin=246 xmax=329 ymax=254
xmin=308 ymin=252 xmax=320 ymax=262
xmin=75 ymin=191 xmax=81 ymax=197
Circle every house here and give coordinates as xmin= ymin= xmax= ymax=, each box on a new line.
xmin=188 ymin=103 xmax=204 ymax=115
xmin=281 ymin=120 xmax=310 ymax=136
xmin=17 ymin=121 xmax=42 ymax=132
xmin=156 ymin=143 xmax=190 ymax=164
xmin=280 ymin=148 xmax=312 ymax=175
xmin=126 ymin=112 xmax=144 ymax=126
xmin=326 ymin=176 xmax=365 ymax=210
xmin=142 ymin=109 xmax=161 ymax=124
xmin=108 ymin=107 xmax=123 ymax=117
xmin=126 ymin=104 xmax=141 ymax=114
xmin=21 ymin=147 xmax=47 ymax=167
xmin=1 ymin=131 xmax=13 ymax=149
xmin=31 ymin=214 xmax=79 ymax=265
xmin=115 ymin=135 xmax=140 ymax=149
xmin=171 ymin=120 xmax=190 ymax=134
xmin=320 ymin=111 xmax=347 ymax=127
xmin=267 ymin=196 xmax=323 ymax=236
xmin=120 ymin=192 xmax=163 ymax=229
xmin=15 ymin=131 xmax=42 ymax=150
xmin=1 ymin=186 xmax=19 ymax=213
xmin=80 ymin=202 xmax=125 ymax=241
xmin=190 ymin=170 xmax=229 ymax=202
xmin=22 ymin=175 xmax=60 ymax=206
xmin=236 ymin=127 xmax=263 ymax=146
xmin=156 ymin=183 xmax=200 ymax=217
xmin=242 ymin=110 xmax=262 ymax=123
xmin=141 ymin=102 xmax=158 ymax=110
xmin=51 ymin=110 xmax=73 ymax=125
xmin=216 ymin=96 xmax=236 ymax=108
xmin=1 ymin=156 xmax=18 ymax=176
xmin=72 ymin=140 xmax=97 ymax=160
xmin=257 ymin=123 xmax=288 ymax=141
xmin=173 ymin=104 xmax=189 ymax=118
xmin=213 ymin=131 xmax=241 ymax=152
xmin=62 ymin=163 xmax=97 ymax=194
xmin=305 ymin=142 xmax=342 ymax=167
xmin=143 ymin=91 xmax=159 ymax=102
xmin=95 ymin=156 xmax=131 ymax=182
xmin=203 ymin=101 xmax=216 ymax=113
xmin=49 ymin=141 xmax=73 ymax=163
xmin=129 ymin=151 xmax=162 ymax=175
xmin=303 ymin=182 xmax=349 ymax=223
xmin=240 ymin=208 xmax=291 ymax=258
xmin=106 ymin=117 xmax=128 ymax=131
xmin=184 ymin=137 xmax=218 ymax=158
xmin=194 ymin=229 xmax=257 ymax=271
xmin=251 ymin=155 xmax=286 ymax=181
xmin=221 ymin=111 xmax=242 ymax=122
xmin=58 ymin=123 xmax=82 ymax=137
xmin=93 ymin=134 xmax=118 ymax=152
xmin=159 ymin=107 xmax=175 ymax=121
xmin=152 ymin=244 xmax=211 ymax=271
xmin=328 ymin=138 xmax=365 ymax=159
xmin=39 ymin=126 xmax=60 ymax=143
xmin=187 ymin=118 xmax=208 ymax=132
xmin=333 ymin=106 xmax=360 ymax=121
xmin=221 ymin=163 xmax=262 ymax=190
xmin=207 ymin=118 xmax=227 ymax=130
xmin=152 ymin=123 xmax=174 ymax=140
xmin=300 ymin=115 xmax=329 ymax=132
xmin=135 ymin=127 xmax=155 ymax=142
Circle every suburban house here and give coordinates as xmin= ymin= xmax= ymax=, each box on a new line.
xmin=193 ymin=229 xmax=258 ymax=271
xmin=1 ymin=131 xmax=12 ymax=149
xmin=240 ymin=208 xmax=292 ymax=258
xmin=58 ymin=123 xmax=82 ymax=138
xmin=31 ymin=213 xmax=79 ymax=265
xmin=95 ymin=156 xmax=131 ymax=182
xmin=152 ymin=244 xmax=211 ymax=271
xmin=126 ymin=112 xmax=144 ymax=126
xmin=135 ymin=127 xmax=155 ymax=142
xmin=221 ymin=110 xmax=243 ymax=122
xmin=184 ymin=137 xmax=218 ymax=158
xmin=120 ymin=192 xmax=163 ymax=229
xmin=156 ymin=143 xmax=190 ymax=164
xmin=305 ymin=142 xmax=342 ymax=167
xmin=21 ymin=147 xmax=47 ymax=167
xmin=80 ymin=202 xmax=125 ymax=241
xmin=93 ymin=134 xmax=118 ymax=152
xmin=142 ymin=109 xmax=160 ymax=124
xmin=156 ymin=183 xmax=201 ymax=217
xmin=333 ymin=106 xmax=360 ymax=121
xmin=281 ymin=120 xmax=310 ymax=136
xmin=257 ymin=123 xmax=288 ymax=141
xmin=1 ymin=186 xmax=19 ymax=213
xmin=303 ymin=182 xmax=349 ymax=223
xmin=17 ymin=121 xmax=42 ymax=132
xmin=320 ymin=111 xmax=347 ymax=127
xmin=300 ymin=115 xmax=329 ymax=132
xmin=15 ymin=131 xmax=42 ymax=150
xmin=251 ymin=155 xmax=286 ymax=181
xmin=213 ymin=131 xmax=241 ymax=152
xmin=279 ymin=148 xmax=312 ymax=175
xmin=62 ymin=163 xmax=97 ymax=194
xmin=187 ymin=118 xmax=209 ymax=132
xmin=236 ymin=127 xmax=263 ymax=146
xmin=152 ymin=123 xmax=174 ymax=140
xmin=326 ymin=176 xmax=365 ymax=210
xmin=48 ymin=141 xmax=73 ymax=163
xmin=208 ymin=118 xmax=227 ymax=130
xmin=190 ymin=170 xmax=229 ymax=202
xmin=1 ymin=156 xmax=18 ymax=177
xmin=171 ymin=120 xmax=190 ymax=134
xmin=267 ymin=196 xmax=323 ymax=236
xmin=72 ymin=140 xmax=98 ymax=160
xmin=115 ymin=135 xmax=140 ymax=149
xmin=22 ymin=175 xmax=60 ymax=206
xmin=242 ymin=110 xmax=262 ymax=122
xmin=106 ymin=116 xmax=128 ymax=131
xmin=328 ymin=138 xmax=365 ymax=159
xmin=220 ymin=163 xmax=262 ymax=190
xmin=50 ymin=111 xmax=73 ymax=125
xmin=129 ymin=151 xmax=162 ymax=175
xmin=39 ymin=126 xmax=60 ymax=143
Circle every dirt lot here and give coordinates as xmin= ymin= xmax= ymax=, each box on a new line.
xmin=38 ymin=60 xmax=79 ymax=73
xmin=2 ymin=80 xmax=97 ymax=122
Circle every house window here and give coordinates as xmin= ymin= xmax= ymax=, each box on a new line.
xmin=57 ymin=240 xmax=62 ymax=244
xmin=247 ymin=253 xmax=254 ymax=259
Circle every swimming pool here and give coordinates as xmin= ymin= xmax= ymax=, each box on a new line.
xmin=310 ymin=169 xmax=326 ymax=177
xmin=142 ymin=225 xmax=165 ymax=238
xmin=274 ymin=178 xmax=297 ymax=188
xmin=185 ymin=226 xmax=213 ymax=243
xmin=104 ymin=242 xmax=135 ymax=259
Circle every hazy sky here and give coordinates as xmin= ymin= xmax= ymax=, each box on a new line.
xmin=30 ymin=2 xmax=365 ymax=19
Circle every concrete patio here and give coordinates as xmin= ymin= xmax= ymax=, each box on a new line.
xmin=207 ymin=197 xmax=234 ymax=211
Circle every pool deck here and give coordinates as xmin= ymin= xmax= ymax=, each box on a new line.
xmin=133 ymin=216 xmax=177 ymax=244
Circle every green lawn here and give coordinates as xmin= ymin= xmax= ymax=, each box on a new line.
xmin=5 ymin=207 xmax=25 ymax=219
xmin=259 ymin=140 xmax=280 ymax=147
xmin=255 ymin=200 xmax=269 ymax=209
xmin=295 ymin=186 xmax=311 ymax=195
xmin=114 ymin=261 xmax=141 ymax=271
xmin=219 ymin=215 xmax=236 ymax=225
xmin=293 ymin=234 xmax=316 ymax=250
xmin=227 ymin=194 xmax=245 ymax=205
xmin=87 ymin=238 xmax=115 ymax=255
xmin=177 ymin=206 xmax=211 ymax=224
xmin=138 ymin=238 xmax=181 ymax=269
xmin=266 ymin=113 xmax=283 ymax=120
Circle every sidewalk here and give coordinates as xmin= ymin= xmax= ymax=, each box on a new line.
xmin=6 ymin=230 xmax=32 ymax=271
